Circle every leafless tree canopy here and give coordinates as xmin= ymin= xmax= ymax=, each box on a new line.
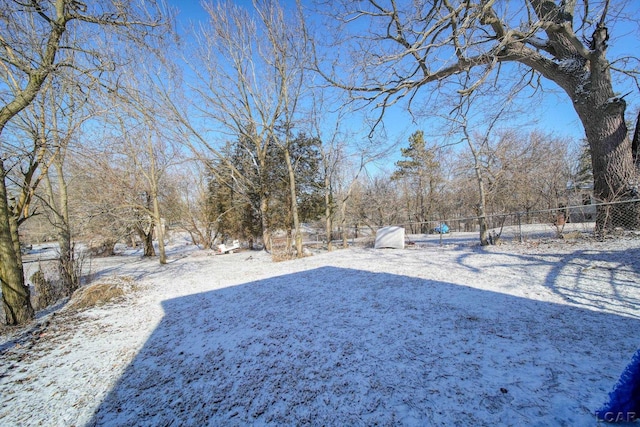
xmin=0 ymin=0 xmax=170 ymax=324
xmin=319 ymin=0 xmax=637 ymax=106
xmin=317 ymin=0 xmax=640 ymax=230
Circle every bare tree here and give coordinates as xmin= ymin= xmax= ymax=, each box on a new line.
xmin=71 ymin=124 xmax=181 ymax=263
xmin=174 ymin=164 xmax=220 ymax=249
xmin=112 ymin=72 xmax=184 ymax=264
xmin=40 ymin=79 xmax=94 ymax=295
xmin=318 ymin=0 xmax=640 ymax=233
xmin=449 ymin=94 xmax=575 ymax=244
xmin=489 ymin=131 xmax=573 ymax=214
xmin=336 ymin=155 xmax=367 ymax=248
xmin=350 ymin=173 xmax=405 ymax=233
xmin=259 ymin=1 xmax=312 ymax=258
xmin=174 ymin=0 xmax=312 ymax=254
xmin=452 ymin=93 xmax=506 ymax=245
xmin=0 ymin=0 xmax=169 ymax=324
xmin=309 ymin=95 xmax=359 ymax=251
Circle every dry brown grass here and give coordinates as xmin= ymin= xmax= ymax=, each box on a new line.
xmin=66 ymin=276 xmax=135 ymax=311
xmin=561 ymin=231 xmax=584 ymax=240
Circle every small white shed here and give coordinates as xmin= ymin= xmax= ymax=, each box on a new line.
xmin=374 ymin=226 xmax=405 ymax=249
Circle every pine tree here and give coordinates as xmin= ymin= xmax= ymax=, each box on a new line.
xmin=574 ymin=139 xmax=593 ymax=188
xmin=391 ymin=130 xmax=442 ymax=233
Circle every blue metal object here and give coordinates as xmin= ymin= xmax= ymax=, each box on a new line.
xmin=434 ymin=223 xmax=449 ymax=234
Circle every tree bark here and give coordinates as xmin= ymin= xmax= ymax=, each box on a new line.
xmin=324 ymin=164 xmax=333 ymax=252
xmin=568 ymin=46 xmax=637 ymax=231
xmin=0 ymin=163 xmax=34 ymax=325
xmin=576 ymin=100 xmax=636 ymax=228
xmin=339 ymin=191 xmax=354 ymax=249
xmin=152 ymin=193 xmax=167 ymax=264
xmin=259 ymin=185 xmax=271 ymax=252
xmin=45 ymin=160 xmax=76 ymax=296
xmin=283 ymin=148 xmax=303 ymax=257
xmin=467 ymin=140 xmax=490 ymax=245
xmin=474 ymin=171 xmax=490 ymax=246
xmin=147 ymin=138 xmax=167 ymax=265
xmin=325 ymin=0 xmax=639 ymax=233
xmin=56 ymin=174 xmax=74 ymax=294
xmin=139 ymin=223 xmax=156 ymax=257
xmin=632 ymin=110 xmax=640 ymax=166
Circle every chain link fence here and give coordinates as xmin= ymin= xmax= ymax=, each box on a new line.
xmin=303 ymin=199 xmax=640 ymax=247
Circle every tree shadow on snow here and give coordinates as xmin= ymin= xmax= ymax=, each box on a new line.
xmin=455 ymin=246 xmax=640 ymax=317
xmin=88 ymin=267 xmax=639 ymax=426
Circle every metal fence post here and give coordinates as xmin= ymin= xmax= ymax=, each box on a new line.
xmin=517 ymin=213 xmax=523 ymax=243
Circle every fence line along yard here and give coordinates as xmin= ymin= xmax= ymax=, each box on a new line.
xmin=305 ymin=199 xmax=640 ymax=247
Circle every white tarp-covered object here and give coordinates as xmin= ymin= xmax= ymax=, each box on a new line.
xmin=374 ymin=226 xmax=405 ymax=249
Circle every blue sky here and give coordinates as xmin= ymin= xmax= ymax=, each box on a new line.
xmin=167 ymin=0 xmax=639 ymax=160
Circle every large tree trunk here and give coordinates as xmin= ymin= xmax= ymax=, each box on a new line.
xmin=576 ymin=99 xmax=637 ymax=233
xmin=565 ymin=32 xmax=639 ymax=233
xmin=0 ymin=164 xmax=34 ymax=325
xmin=517 ymin=26 xmax=639 ymax=234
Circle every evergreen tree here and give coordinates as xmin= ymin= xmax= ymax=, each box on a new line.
xmin=289 ymin=133 xmax=324 ymax=223
xmin=574 ymin=139 xmax=594 ymax=188
xmin=205 ymin=131 xmax=323 ymax=251
xmin=391 ymin=130 xmax=442 ymax=233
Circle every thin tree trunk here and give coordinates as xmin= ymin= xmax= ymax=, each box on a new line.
xmin=260 ymin=194 xmax=271 ymax=252
xmin=45 ymin=161 xmax=76 ymax=295
xmin=324 ymin=169 xmax=333 ymax=252
xmin=340 ymin=197 xmax=350 ymax=249
xmin=339 ymin=160 xmax=365 ymax=249
xmin=258 ymin=153 xmax=272 ymax=252
xmin=461 ymin=117 xmax=490 ymax=246
xmin=470 ymin=149 xmax=490 ymax=246
xmin=57 ymin=172 xmax=74 ymax=293
xmin=152 ymin=193 xmax=167 ymax=264
xmin=475 ymin=176 xmax=490 ymax=246
xmin=283 ymin=148 xmax=303 ymax=257
xmin=148 ymin=140 xmax=167 ymax=264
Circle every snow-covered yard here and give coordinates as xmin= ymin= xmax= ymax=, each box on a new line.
xmin=1 ymin=233 xmax=639 ymax=426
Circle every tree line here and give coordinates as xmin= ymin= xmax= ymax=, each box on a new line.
xmin=1 ymin=0 xmax=638 ymax=325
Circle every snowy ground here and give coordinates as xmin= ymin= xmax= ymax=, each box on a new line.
xmin=1 ymin=232 xmax=639 ymax=426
